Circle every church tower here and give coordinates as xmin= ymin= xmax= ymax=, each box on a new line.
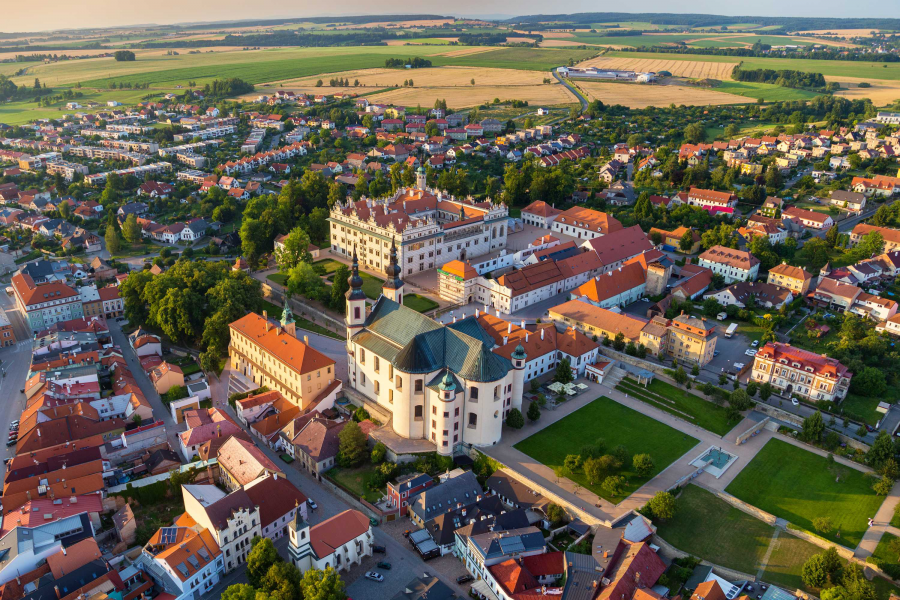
xmin=382 ymin=241 xmax=404 ymax=305
xmin=280 ymin=295 xmax=296 ymax=338
xmin=510 ymin=343 xmax=528 ymax=413
xmin=416 ymin=166 xmax=427 ymax=190
xmin=345 ymin=248 xmax=367 ymax=340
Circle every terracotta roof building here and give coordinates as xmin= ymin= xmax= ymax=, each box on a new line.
xmin=698 ymin=245 xmax=760 ymax=283
xmin=752 ymin=342 xmax=852 ymax=402
xmin=551 ymin=207 xmax=623 ymax=240
xmin=229 ymin=311 xmax=338 ymax=410
xmin=216 ymin=436 xmax=284 ymax=490
xmin=549 ymin=299 xmax=649 ymax=343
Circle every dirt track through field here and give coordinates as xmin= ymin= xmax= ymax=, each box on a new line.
xmin=575 ymin=56 xmax=738 ymax=79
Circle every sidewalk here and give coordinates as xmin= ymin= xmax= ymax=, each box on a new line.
xmin=855 ymin=479 xmax=900 ymax=558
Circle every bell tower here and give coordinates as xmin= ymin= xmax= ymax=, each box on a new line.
xmin=416 ymin=166 xmax=427 ymax=190
xmin=382 ymin=241 xmax=404 ymax=305
xmin=345 ymin=248 xmax=367 ymax=340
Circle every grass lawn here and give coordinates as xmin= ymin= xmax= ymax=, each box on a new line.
xmin=313 ymin=258 xmax=346 ymax=274
xmin=267 ymin=273 xmax=288 ymax=286
xmin=616 ymin=378 xmax=739 ymax=436
xmin=873 ymin=533 xmax=900 ymax=564
xmin=403 ymin=293 xmax=439 ymax=313
xmin=360 ymin=272 xmax=385 ymax=299
xmin=714 ymin=80 xmax=821 ymax=102
xmin=725 ymin=438 xmax=885 ymax=547
xmin=656 ymin=484 xmax=775 ymax=574
xmin=326 ymin=464 xmax=382 ymax=503
xmin=841 ymin=394 xmax=886 ymax=426
xmin=110 ymin=243 xmax=159 ymax=259
xmin=761 ymin=534 xmax=829 ymax=592
xmin=260 ymin=300 xmax=343 ymax=340
xmin=513 ymin=396 xmax=699 ymax=503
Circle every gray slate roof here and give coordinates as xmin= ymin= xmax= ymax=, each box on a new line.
xmin=409 ymin=470 xmax=483 ymax=521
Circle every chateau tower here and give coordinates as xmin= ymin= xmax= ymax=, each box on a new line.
xmin=381 ymin=241 xmax=404 ymax=305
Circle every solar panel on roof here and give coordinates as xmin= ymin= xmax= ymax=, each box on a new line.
xmin=159 ymin=527 xmax=178 ymax=545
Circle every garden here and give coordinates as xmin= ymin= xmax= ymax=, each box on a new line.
xmin=513 ymin=396 xmax=699 ymax=502
xmin=655 ymin=484 xmax=776 ymax=575
xmin=616 ymin=377 xmax=741 ymax=436
xmin=725 ymin=439 xmax=886 ymax=547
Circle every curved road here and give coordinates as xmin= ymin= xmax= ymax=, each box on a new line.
xmin=554 ymin=71 xmax=587 ymax=113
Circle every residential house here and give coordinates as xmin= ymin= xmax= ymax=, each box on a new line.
xmin=288 ymin=509 xmax=372 ymax=574
xmin=751 ymin=342 xmax=852 ymax=402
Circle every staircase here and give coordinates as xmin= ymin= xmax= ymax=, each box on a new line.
xmin=603 ymin=365 xmax=627 ymax=388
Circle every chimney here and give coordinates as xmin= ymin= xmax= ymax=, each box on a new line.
xmin=274 ymin=473 xmax=277 ymax=480
xmin=507 ymin=323 xmax=512 ymax=334
xmin=525 ymin=332 xmax=529 ymax=342
xmin=453 ymin=316 xmax=457 ymax=324
xmin=541 ymin=328 xmax=545 ymax=340
xmin=503 ymin=336 xmax=508 ymax=345
xmin=520 ymin=320 xmax=525 ymax=329
xmin=476 ymin=309 xmax=480 ymax=317
xmin=304 ymin=335 xmax=309 ymax=345
xmin=62 ymin=547 xmax=67 ymax=555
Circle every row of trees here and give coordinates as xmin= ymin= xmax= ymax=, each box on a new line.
xmin=118 ymin=260 xmax=262 ymax=371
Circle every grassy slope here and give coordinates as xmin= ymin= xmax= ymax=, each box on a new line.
xmin=617 ymin=378 xmax=738 ymax=436
xmin=725 ymin=438 xmax=884 ymax=547
xmin=513 ymin=396 xmax=699 ymax=502
xmin=656 ymin=484 xmax=774 ymax=574
xmin=712 ymin=80 xmax=821 ymax=102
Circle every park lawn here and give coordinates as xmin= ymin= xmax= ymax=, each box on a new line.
xmin=513 ymin=396 xmax=699 ymax=503
xmin=360 ymin=272 xmax=385 ymax=299
xmin=326 ymin=464 xmax=382 ymax=503
xmin=841 ymin=394 xmax=886 ymax=426
xmin=655 ymin=484 xmax=775 ymax=574
xmin=313 ymin=258 xmax=346 ymax=274
xmin=403 ymin=294 xmax=439 ymax=313
xmin=873 ymin=533 xmax=900 ymax=564
xmin=616 ymin=378 xmax=739 ymax=436
xmin=267 ymin=273 xmax=288 ymax=286
xmin=761 ymin=534 xmax=830 ymax=592
xmin=725 ymin=438 xmax=884 ymax=548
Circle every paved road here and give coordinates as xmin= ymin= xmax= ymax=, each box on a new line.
xmin=553 ymin=71 xmax=587 ymax=113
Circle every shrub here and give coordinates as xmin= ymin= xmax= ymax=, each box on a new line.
xmin=633 ymin=453 xmax=654 ymax=477
xmin=506 ymin=408 xmax=525 ymax=429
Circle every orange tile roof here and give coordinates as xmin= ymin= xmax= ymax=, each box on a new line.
xmin=687 ymin=187 xmax=736 ymax=205
xmin=549 ymin=300 xmax=648 ymax=342
xmin=692 ymin=581 xmax=727 ymax=600
xmin=216 ymin=436 xmax=282 ymax=486
xmin=554 ymin=206 xmax=622 ymax=235
xmin=439 ymin=260 xmax=479 ymax=281
xmin=47 ymin=538 xmax=102 ymax=579
xmin=755 ymin=342 xmax=851 ymax=379
xmin=229 ymin=312 xmax=335 ymax=376
xmin=699 ymin=245 xmax=760 ymax=270
xmin=11 ymin=272 xmax=79 ymax=307
xmin=769 ymin=263 xmax=813 ymax=282
xmin=522 ymin=200 xmax=562 ymax=219
xmin=309 ymin=509 xmax=370 ymax=559
xmin=573 ymin=262 xmax=645 ymax=304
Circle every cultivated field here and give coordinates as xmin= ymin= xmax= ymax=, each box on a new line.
xmin=796 ymin=28 xmax=887 ymax=36
xmin=438 ymin=47 xmax=501 ymax=57
xmin=271 ymin=66 xmax=553 ymax=88
xmin=362 ymin=84 xmax=575 ymax=109
xmin=576 ymin=81 xmax=749 ymax=108
xmin=575 ymin=55 xmax=738 ymax=79
xmin=827 ymin=76 xmax=900 ymax=105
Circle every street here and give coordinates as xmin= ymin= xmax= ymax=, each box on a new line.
xmin=0 ymin=291 xmax=38 ymax=480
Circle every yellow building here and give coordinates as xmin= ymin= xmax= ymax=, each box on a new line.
xmin=664 ymin=314 xmax=718 ymax=366
xmin=228 ymin=307 xmax=337 ymax=409
xmin=649 ymin=226 xmax=701 ymax=254
xmin=767 ymin=262 xmax=814 ymax=296
xmin=741 ymin=163 xmax=764 ymax=177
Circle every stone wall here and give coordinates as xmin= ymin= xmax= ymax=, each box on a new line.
xmin=689 ymin=482 xmax=777 ymax=525
xmin=754 ymin=404 xmax=871 ymax=451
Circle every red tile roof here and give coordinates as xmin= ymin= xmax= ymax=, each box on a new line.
xmin=309 ymin=509 xmax=370 ymax=559
xmin=229 ymin=312 xmax=335 ymax=376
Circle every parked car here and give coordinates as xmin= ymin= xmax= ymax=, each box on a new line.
xmin=365 ymin=572 xmax=384 ymax=583
xmin=457 ymin=575 xmax=475 ymax=584
xmin=372 ymin=545 xmax=386 ymax=554
xmin=791 ymin=398 xmax=799 ymax=406
xmin=6 ymin=439 xmax=16 ymax=447
xmin=307 ymin=498 xmax=318 ymax=510
xmin=744 ymin=349 xmax=757 ymax=357
xmin=377 ymin=562 xmax=392 ymax=570
xmin=751 ymin=340 xmax=759 ymax=347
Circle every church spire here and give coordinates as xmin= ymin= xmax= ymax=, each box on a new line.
xmin=347 ymin=247 xmax=367 ymax=301
xmin=381 ymin=241 xmax=405 ymax=304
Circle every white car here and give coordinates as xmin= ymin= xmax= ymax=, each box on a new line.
xmin=307 ymin=498 xmax=318 ymax=510
xmin=792 ymin=398 xmax=800 ymax=406
xmin=365 ymin=572 xmax=384 ymax=582
xmin=745 ymin=349 xmax=758 ymax=357
xmin=751 ymin=340 xmax=760 ymax=347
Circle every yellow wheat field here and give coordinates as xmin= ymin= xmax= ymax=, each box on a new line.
xmin=268 ymin=66 xmax=553 ymax=89
xmin=438 ymin=47 xmax=501 ymax=57
xmin=574 ymin=56 xmax=739 ymax=80
xmin=827 ymin=76 xmax=900 ymax=105
xmin=577 ymin=81 xmax=748 ymax=108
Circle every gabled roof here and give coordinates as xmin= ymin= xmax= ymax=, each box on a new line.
xmin=229 ymin=313 xmax=335 ymax=376
xmin=216 ymin=436 xmax=282 ymax=486
xmin=309 ymin=509 xmax=370 ymax=559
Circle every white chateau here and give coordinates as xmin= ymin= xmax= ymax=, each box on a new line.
xmin=328 ymin=167 xmax=509 ymax=276
xmin=344 ymin=247 xmax=527 ymax=455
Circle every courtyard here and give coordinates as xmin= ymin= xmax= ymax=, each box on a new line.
xmin=513 ymin=396 xmax=699 ymax=503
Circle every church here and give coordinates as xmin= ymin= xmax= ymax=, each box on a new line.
xmin=344 ymin=245 xmax=527 ymax=455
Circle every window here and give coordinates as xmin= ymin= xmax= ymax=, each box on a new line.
xmin=415 ymin=379 xmax=423 ymax=393
xmin=415 ymin=405 xmax=423 ymax=419
xmin=374 ymin=357 xmax=380 ymax=373
xmin=396 ymin=376 xmax=402 ymax=389
xmin=468 ymin=413 xmax=478 ymax=428
xmin=432 ymin=419 xmax=436 ymax=429
xmin=375 ymin=381 xmax=380 ymax=395
xmin=432 ymin=406 xmax=437 ymax=415
xmin=454 ymin=407 xmax=460 ymax=416
xmin=359 ymin=349 xmax=365 ymax=364
xmin=470 ymin=386 xmax=478 ymax=400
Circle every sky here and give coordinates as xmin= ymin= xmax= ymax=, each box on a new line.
xmin=2 ymin=1 xmax=897 ymax=33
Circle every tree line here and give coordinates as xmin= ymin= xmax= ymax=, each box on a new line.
xmin=731 ymin=66 xmax=829 ymax=90
xmin=384 ymin=57 xmax=432 ymax=68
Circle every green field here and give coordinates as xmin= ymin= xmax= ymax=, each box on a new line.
xmin=616 ymin=378 xmax=739 ymax=435
xmin=5 ymin=46 xmax=598 ymax=90
xmin=609 ymin=50 xmax=900 ymax=81
xmin=761 ymin=534 xmax=833 ymax=591
xmin=712 ymin=80 xmax=822 ymax=102
xmin=513 ymin=396 xmax=699 ymax=502
xmin=0 ymin=88 xmax=168 ymax=126
xmin=872 ymin=533 xmax=900 ymax=565
xmin=725 ymin=439 xmax=885 ymax=547
xmin=312 ymin=258 xmax=346 ymax=274
xmin=656 ymin=484 xmax=775 ymax=574
xmin=326 ymin=464 xmax=382 ymax=503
